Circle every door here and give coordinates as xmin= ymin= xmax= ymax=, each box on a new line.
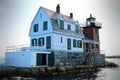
xmin=46 ymin=36 xmax=51 ymax=49
xmin=67 ymin=38 xmax=71 ymax=50
xmin=36 ymin=54 xmax=42 ymax=66
xmin=42 ymin=54 xmax=46 ymax=65
xmin=36 ymin=54 xmax=46 ymax=66
xmin=48 ymin=52 xmax=55 ymax=66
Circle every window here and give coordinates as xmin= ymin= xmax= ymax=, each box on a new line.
xmin=31 ymin=38 xmax=37 ymax=46
xmin=61 ymin=37 xmax=63 ymax=43
xmin=67 ymin=24 xmax=71 ymax=30
xmin=75 ymin=25 xmax=79 ymax=33
xmin=91 ymin=44 xmax=94 ymax=49
xmin=38 ymin=37 xmax=44 ymax=46
xmin=43 ymin=21 xmax=48 ymax=30
xmin=95 ymin=29 xmax=98 ymax=34
xmin=33 ymin=24 xmax=38 ymax=32
xmin=67 ymin=38 xmax=71 ymax=50
xmin=77 ymin=40 xmax=82 ymax=48
xmin=60 ymin=20 xmax=64 ymax=29
xmin=73 ymin=39 xmax=76 ymax=47
xmin=46 ymin=36 xmax=51 ymax=49
xmin=96 ymin=44 xmax=99 ymax=48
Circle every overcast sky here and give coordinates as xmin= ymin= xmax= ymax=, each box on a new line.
xmin=0 ymin=0 xmax=120 ymax=57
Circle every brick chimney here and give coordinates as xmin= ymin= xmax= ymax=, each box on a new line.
xmin=70 ymin=13 xmax=73 ymax=18
xmin=56 ymin=4 xmax=60 ymax=13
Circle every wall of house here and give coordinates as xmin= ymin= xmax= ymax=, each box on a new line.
xmin=29 ymin=7 xmax=53 ymax=38
xmin=30 ymin=33 xmax=53 ymax=51
xmin=52 ymin=33 xmax=83 ymax=52
xmin=29 ymin=32 xmax=83 ymax=52
xmin=29 ymin=7 xmax=84 ymax=52
xmin=5 ymin=52 xmax=36 ymax=67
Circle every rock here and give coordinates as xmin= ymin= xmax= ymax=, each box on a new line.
xmin=46 ymin=66 xmax=57 ymax=73
xmin=57 ymin=67 xmax=65 ymax=72
xmin=105 ymin=61 xmax=119 ymax=68
xmin=16 ymin=68 xmax=31 ymax=76
xmin=11 ymin=77 xmax=22 ymax=80
xmin=30 ymin=67 xmax=39 ymax=75
xmin=65 ymin=66 xmax=74 ymax=71
xmin=51 ymin=72 xmax=58 ymax=75
xmin=38 ymin=67 xmax=46 ymax=73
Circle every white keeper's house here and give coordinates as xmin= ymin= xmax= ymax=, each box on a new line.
xmin=5 ymin=4 xmax=105 ymax=67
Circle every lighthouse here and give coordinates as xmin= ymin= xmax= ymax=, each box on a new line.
xmin=83 ymin=14 xmax=102 ymax=54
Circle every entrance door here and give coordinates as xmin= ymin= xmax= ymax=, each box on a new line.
xmin=42 ymin=54 xmax=46 ymax=65
xmin=36 ymin=54 xmax=42 ymax=66
xmin=36 ymin=54 xmax=46 ymax=66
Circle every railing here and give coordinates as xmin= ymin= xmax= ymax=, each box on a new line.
xmin=6 ymin=44 xmax=84 ymax=53
xmin=6 ymin=45 xmax=65 ymax=52
xmin=81 ymin=21 xmax=102 ymax=27
xmin=6 ymin=44 xmax=30 ymax=52
xmin=100 ymin=50 xmax=105 ymax=54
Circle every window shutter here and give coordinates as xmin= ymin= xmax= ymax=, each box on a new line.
xmin=73 ymin=39 xmax=76 ymax=47
xmin=42 ymin=37 xmax=44 ymax=45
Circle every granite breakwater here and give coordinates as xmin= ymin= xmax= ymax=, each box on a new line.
xmin=0 ymin=61 xmax=118 ymax=78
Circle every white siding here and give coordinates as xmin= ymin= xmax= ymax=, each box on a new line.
xmin=29 ymin=7 xmax=53 ymax=37
xmin=30 ymin=33 xmax=53 ymax=51
xmin=5 ymin=52 xmax=36 ymax=67
xmin=52 ymin=33 xmax=83 ymax=52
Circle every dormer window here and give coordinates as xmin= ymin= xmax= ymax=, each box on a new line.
xmin=75 ymin=25 xmax=79 ymax=33
xmin=67 ymin=24 xmax=71 ymax=30
xmin=43 ymin=21 xmax=48 ymax=30
xmin=60 ymin=20 xmax=64 ymax=30
xmin=33 ymin=24 xmax=38 ymax=32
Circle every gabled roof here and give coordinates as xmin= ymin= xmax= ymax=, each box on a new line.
xmin=40 ymin=7 xmax=84 ymax=37
xmin=41 ymin=7 xmax=77 ymax=24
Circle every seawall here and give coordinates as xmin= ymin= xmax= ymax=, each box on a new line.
xmin=0 ymin=61 xmax=118 ymax=77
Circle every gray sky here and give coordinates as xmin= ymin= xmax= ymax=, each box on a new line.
xmin=0 ymin=0 xmax=120 ymax=57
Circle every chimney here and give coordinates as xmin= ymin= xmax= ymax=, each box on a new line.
xmin=56 ymin=4 xmax=60 ymax=13
xmin=70 ymin=13 xmax=73 ymax=18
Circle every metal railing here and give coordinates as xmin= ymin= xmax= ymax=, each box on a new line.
xmin=81 ymin=21 xmax=102 ymax=27
xmin=6 ymin=44 xmax=30 ymax=52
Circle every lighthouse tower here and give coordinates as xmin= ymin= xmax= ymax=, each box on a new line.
xmin=83 ymin=14 xmax=102 ymax=54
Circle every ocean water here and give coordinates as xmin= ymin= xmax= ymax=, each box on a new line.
xmin=95 ymin=59 xmax=120 ymax=80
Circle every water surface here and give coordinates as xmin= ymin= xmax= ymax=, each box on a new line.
xmin=95 ymin=59 xmax=120 ymax=80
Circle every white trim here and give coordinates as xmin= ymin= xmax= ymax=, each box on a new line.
xmin=83 ymin=40 xmax=100 ymax=44
xmin=53 ymin=31 xmax=84 ymax=38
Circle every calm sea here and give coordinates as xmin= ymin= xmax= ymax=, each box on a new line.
xmin=95 ymin=59 xmax=120 ymax=80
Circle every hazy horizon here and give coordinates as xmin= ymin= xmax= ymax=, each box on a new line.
xmin=0 ymin=0 xmax=120 ymax=58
